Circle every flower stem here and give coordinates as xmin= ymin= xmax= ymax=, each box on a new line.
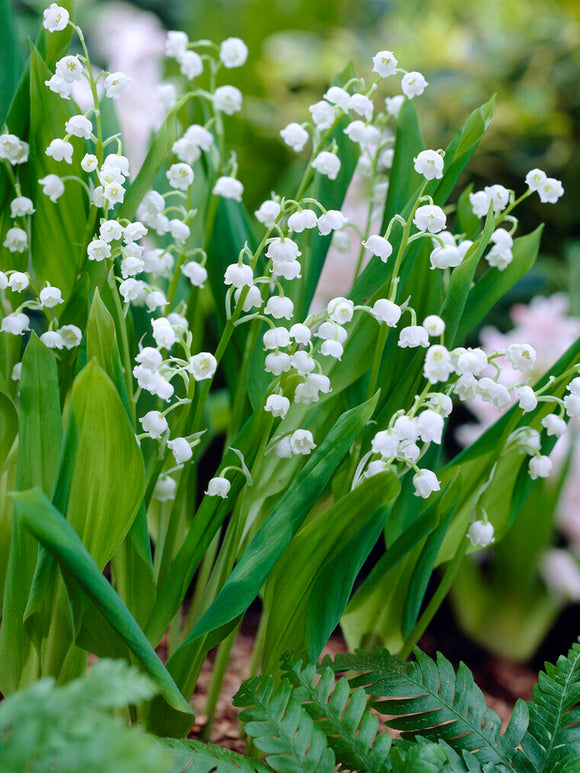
xmin=201 ymin=623 xmax=240 ymax=740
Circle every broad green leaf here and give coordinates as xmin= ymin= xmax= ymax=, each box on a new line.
xmin=437 ymin=334 xmax=580 ymax=564
xmin=179 ymin=393 xmax=379 ymax=645
xmin=86 ymin=288 xmax=131 ymax=416
xmin=0 ymin=0 xmax=23 ymax=126
xmin=346 ymin=485 xmax=455 ymax=619
xmin=154 ymin=393 xmax=380 ymax=729
xmin=0 ymin=447 xmax=17 ymax=607
xmin=261 ymin=471 xmax=400 ymax=676
xmin=0 ymin=0 xmax=74 ymax=196
xmin=23 ymin=357 xmax=144 ymax=670
xmin=0 ymin=331 xmax=21 ymax=395
xmin=0 ymin=335 xmax=62 ymax=695
xmin=402 ymin=476 xmax=461 ymax=637
xmin=340 ymin=476 xmax=461 ymax=652
xmin=145 ymin=408 xmax=271 ymax=645
xmin=63 ymin=359 xmax=144 ymax=569
xmin=117 ymin=109 xmax=177 ymax=222
xmin=426 ymin=95 xmax=495 ymax=204
xmin=11 ymin=487 xmax=194 ymax=724
xmin=86 ymin=294 xmax=156 ymax=626
xmin=342 ymin=553 xmax=419 ymax=654
xmin=304 ymin=506 xmax=389 ymax=661
xmin=441 ymin=205 xmax=495 ymax=347
xmin=380 ymin=98 xmax=424 ymax=231
xmin=455 ymin=226 xmax=543 ymax=342
xmin=29 ymin=44 xmax=89 ymax=298
xmin=17 ymin=334 xmax=63 ymax=493
xmin=0 ymin=369 xmax=17 ymax=474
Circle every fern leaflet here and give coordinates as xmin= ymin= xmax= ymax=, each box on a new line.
xmin=158 ymin=737 xmax=270 ymax=773
xmin=513 ymin=640 xmax=580 ymax=772
xmin=281 ymin=652 xmax=392 ymax=773
xmin=325 ymin=647 xmax=527 ymax=770
xmin=234 ymin=674 xmax=335 ymax=773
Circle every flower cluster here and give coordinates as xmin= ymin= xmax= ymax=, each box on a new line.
xmin=3 ymin=8 xmax=572 ymax=550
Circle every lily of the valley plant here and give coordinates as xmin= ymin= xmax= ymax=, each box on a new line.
xmin=0 ymin=0 xmax=576 ymax=738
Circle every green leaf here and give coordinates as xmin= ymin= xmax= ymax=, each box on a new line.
xmin=304 ymin=505 xmax=389 ymax=662
xmin=0 ymin=335 xmax=62 ymax=695
xmin=381 ymin=98 xmax=425 ymax=231
xmin=0 ymin=369 xmax=17 ymax=474
xmin=330 ymin=647 xmax=526 ymax=768
xmin=29 ymin=44 xmax=89 ymax=299
xmin=11 ymin=487 xmax=194 ymax=724
xmin=402 ymin=476 xmax=461 ymax=637
xmin=22 ymin=358 xmax=145 ymax=676
xmin=0 ymin=439 xmax=17 ymax=608
xmin=145 ymin=408 xmax=270 ymax=645
xmin=235 ymin=675 xmax=336 ymax=773
xmin=86 ymin=288 xmax=130 ymax=412
xmin=159 ymin=738 xmax=270 ymax=773
xmin=261 ymin=472 xmax=400 ymax=675
xmin=85 ymin=289 xmax=155 ymax=626
xmin=0 ymin=0 xmax=23 ymax=126
xmin=455 ymin=226 xmax=543 ymax=342
xmin=426 ymin=96 xmax=495 ymax=205
xmin=175 ymin=393 xmax=379 ymax=650
xmin=117 ymin=109 xmax=177 ymax=222
xmin=150 ymin=394 xmax=380 ymax=736
xmin=340 ymin=477 xmax=461 ymax=653
xmin=515 ymin=639 xmax=580 ymax=770
xmin=441 ymin=205 xmax=496 ymax=347
xmin=60 ymin=359 xmax=144 ymax=570
xmin=17 ymin=334 xmax=63 ymax=494
xmin=281 ymin=655 xmax=392 ymax=773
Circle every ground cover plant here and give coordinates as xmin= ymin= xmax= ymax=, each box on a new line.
xmin=0 ymin=0 xmax=579 ymax=767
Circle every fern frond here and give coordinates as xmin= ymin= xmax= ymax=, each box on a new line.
xmin=281 ymin=653 xmax=392 ymax=773
xmin=390 ymin=737 xmax=465 ymax=773
xmin=158 ymin=737 xmax=270 ymax=773
xmin=234 ymin=675 xmax=335 ymax=773
xmin=513 ymin=640 xmax=580 ymax=773
xmin=326 ymin=647 xmax=527 ymax=769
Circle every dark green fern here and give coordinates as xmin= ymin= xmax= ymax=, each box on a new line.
xmin=513 ymin=640 xmax=580 ymax=772
xmin=322 ymin=647 xmax=527 ymax=770
xmin=280 ymin=652 xmax=392 ymax=772
xmin=159 ymin=737 xmax=271 ymax=773
xmin=234 ymin=673 xmax=336 ymax=773
xmin=233 ymin=655 xmax=456 ymax=773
